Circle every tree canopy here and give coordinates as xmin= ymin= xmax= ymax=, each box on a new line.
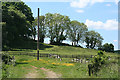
xmin=85 ymin=30 xmax=103 ymax=49
xmin=67 ymin=20 xmax=88 ymax=46
xmin=101 ymin=43 xmax=114 ymax=52
xmin=2 ymin=2 xmax=34 ymax=49
xmin=45 ymin=13 xmax=70 ymax=44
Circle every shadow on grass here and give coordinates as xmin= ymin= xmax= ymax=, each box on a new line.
xmin=50 ymin=42 xmax=83 ymax=48
xmin=7 ymin=40 xmax=53 ymax=51
xmin=15 ymin=62 xmax=28 ymax=65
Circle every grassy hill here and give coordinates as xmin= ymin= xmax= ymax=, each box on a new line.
xmin=6 ymin=43 xmax=119 ymax=57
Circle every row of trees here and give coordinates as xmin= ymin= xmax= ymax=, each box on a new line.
xmin=2 ymin=1 xmax=114 ymax=51
xmin=33 ymin=13 xmax=104 ymax=49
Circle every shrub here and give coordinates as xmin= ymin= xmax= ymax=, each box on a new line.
xmin=88 ymin=51 xmax=108 ymax=76
xmin=2 ymin=53 xmax=16 ymax=78
xmin=2 ymin=53 xmax=13 ymax=64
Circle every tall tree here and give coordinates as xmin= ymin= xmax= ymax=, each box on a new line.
xmin=85 ymin=30 xmax=103 ymax=49
xmin=2 ymin=2 xmax=34 ymax=48
xmin=33 ymin=16 xmax=46 ymax=43
xmin=67 ymin=20 xmax=88 ymax=46
xmin=39 ymin=16 xmax=46 ymax=43
xmin=45 ymin=13 xmax=70 ymax=44
xmin=53 ymin=13 xmax=70 ymax=43
xmin=32 ymin=20 xmax=37 ymax=41
xmin=45 ymin=13 xmax=55 ymax=44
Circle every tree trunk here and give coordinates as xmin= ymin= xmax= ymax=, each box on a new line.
xmin=72 ymin=42 xmax=73 ymax=46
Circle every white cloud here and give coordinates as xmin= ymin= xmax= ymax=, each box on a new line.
xmin=70 ymin=0 xmax=90 ymax=8
xmin=85 ymin=19 xmax=118 ymax=30
xmin=106 ymin=4 xmax=111 ymax=6
xmin=115 ymin=0 xmax=119 ymax=4
xmin=76 ymin=9 xmax=84 ymax=13
xmin=90 ymin=0 xmax=104 ymax=5
xmin=70 ymin=0 xmax=118 ymax=8
xmin=113 ymin=40 xmax=118 ymax=42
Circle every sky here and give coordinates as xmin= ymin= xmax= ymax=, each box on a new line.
xmin=22 ymin=0 xmax=119 ymax=50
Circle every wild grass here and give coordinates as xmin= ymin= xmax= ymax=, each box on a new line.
xmin=2 ymin=44 xmax=119 ymax=78
xmin=5 ymin=44 xmax=119 ymax=57
xmin=2 ymin=55 xmax=119 ymax=78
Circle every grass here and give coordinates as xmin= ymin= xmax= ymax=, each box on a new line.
xmin=2 ymin=55 xmax=46 ymax=78
xmin=96 ymin=63 xmax=118 ymax=78
xmin=2 ymin=54 xmax=119 ymax=78
xmin=0 ymin=60 xmax=2 ymax=79
xmin=2 ymin=44 xmax=120 ymax=78
xmin=5 ymin=44 xmax=119 ymax=57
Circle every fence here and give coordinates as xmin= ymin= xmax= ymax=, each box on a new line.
xmin=4 ymin=52 xmax=117 ymax=64
xmin=7 ymin=52 xmax=92 ymax=59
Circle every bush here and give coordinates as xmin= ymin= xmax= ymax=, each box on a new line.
xmin=2 ymin=53 xmax=13 ymax=64
xmin=2 ymin=53 xmax=16 ymax=78
xmin=88 ymin=51 xmax=108 ymax=76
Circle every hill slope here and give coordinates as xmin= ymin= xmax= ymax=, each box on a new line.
xmin=7 ymin=43 xmax=119 ymax=57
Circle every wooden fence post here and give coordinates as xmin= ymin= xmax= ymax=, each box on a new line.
xmin=88 ymin=64 xmax=93 ymax=76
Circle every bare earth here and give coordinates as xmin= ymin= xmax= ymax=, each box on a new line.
xmin=25 ymin=65 xmax=61 ymax=78
xmin=26 ymin=70 xmax=39 ymax=78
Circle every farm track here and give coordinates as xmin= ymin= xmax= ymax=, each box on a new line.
xmin=25 ymin=68 xmax=39 ymax=78
xmin=26 ymin=65 xmax=61 ymax=78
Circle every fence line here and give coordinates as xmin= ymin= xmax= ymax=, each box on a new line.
xmin=7 ymin=52 xmax=92 ymax=58
xmin=6 ymin=52 xmax=117 ymax=60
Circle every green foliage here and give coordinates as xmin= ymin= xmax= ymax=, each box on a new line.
xmin=33 ymin=16 xmax=46 ymax=43
xmin=2 ymin=2 xmax=34 ymax=49
xmin=88 ymin=51 xmax=108 ymax=76
xmin=67 ymin=20 xmax=88 ymax=46
xmin=85 ymin=30 xmax=103 ymax=49
xmin=2 ymin=53 xmax=13 ymax=64
xmin=2 ymin=63 xmax=9 ymax=78
xmin=101 ymin=43 xmax=114 ymax=52
xmin=45 ymin=13 xmax=70 ymax=44
xmin=2 ymin=53 xmax=16 ymax=78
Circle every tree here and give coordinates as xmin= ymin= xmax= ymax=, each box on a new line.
xmin=67 ymin=20 xmax=88 ymax=46
xmin=31 ymin=20 xmax=37 ymax=41
xmin=45 ymin=13 xmax=55 ymax=44
xmin=33 ymin=16 xmax=46 ymax=43
xmin=102 ymin=43 xmax=114 ymax=52
xmin=85 ymin=30 xmax=103 ymax=49
xmin=45 ymin=13 xmax=70 ymax=44
xmin=2 ymin=2 xmax=34 ymax=49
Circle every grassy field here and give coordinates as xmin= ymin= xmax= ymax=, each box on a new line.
xmin=6 ymin=43 xmax=119 ymax=57
xmin=2 ymin=55 xmax=119 ymax=78
xmin=1 ymin=44 xmax=120 ymax=78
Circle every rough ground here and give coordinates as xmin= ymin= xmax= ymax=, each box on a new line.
xmin=40 ymin=67 xmax=61 ymax=78
xmin=25 ymin=66 xmax=40 ymax=78
xmin=25 ymin=65 xmax=61 ymax=78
